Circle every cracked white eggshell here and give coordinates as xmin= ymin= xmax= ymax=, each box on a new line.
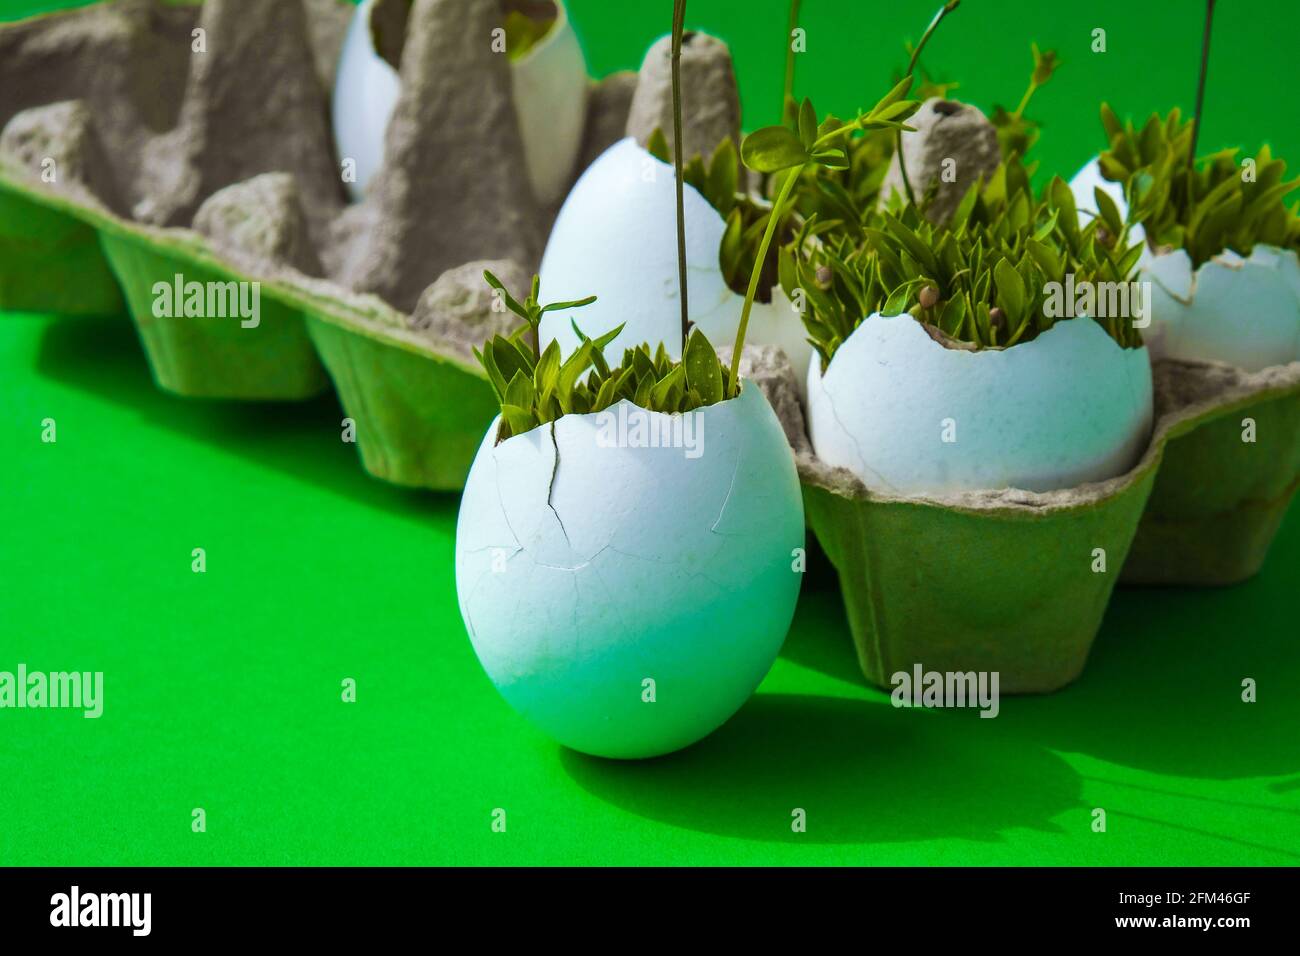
xmin=331 ymin=0 xmax=588 ymax=204
xmin=1071 ymin=157 xmax=1300 ymax=371
xmin=1145 ymin=244 xmax=1300 ymax=371
xmin=806 ymin=314 xmax=1154 ymax=495
xmin=538 ymin=138 xmax=813 ymax=382
xmin=455 ymin=384 xmax=805 ymax=759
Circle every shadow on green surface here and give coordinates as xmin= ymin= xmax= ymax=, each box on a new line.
xmin=34 ymin=314 xmax=458 ymax=522
xmin=779 ymin=516 xmax=1300 ymax=784
xmin=562 ymin=693 xmax=1082 ymax=846
xmin=1006 ymin=544 xmax=1300 ymax=781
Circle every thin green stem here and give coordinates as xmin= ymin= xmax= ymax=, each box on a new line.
xmin=783 ymin=0 xmax=802 ymax=122
xmin=728 ymin=166 xmax=802 ymax=397
xmin=895 ymin=1 xmax=960 ymax=206
xmin=1013 ymin=79 xmax=1036 ymax=119
xmin=1188 ymin=0 xmax=1216 ymax=171
xmin=672 ymin=0 xmax=689 ymax=350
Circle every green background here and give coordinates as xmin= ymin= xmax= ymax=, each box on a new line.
xmin=2 ymin=0 xmax=1298 ymax=866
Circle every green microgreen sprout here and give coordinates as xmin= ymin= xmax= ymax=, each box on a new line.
xmin=731 ymin=81 xmax=923 ymax=395
xmin=782 ymin=158 xmax=1148 ymax=364
xmin=475 ymin=272 xmax=732 ymax=440
xmin=990 ymin=43 xmax=1060 ymax=164
xmin=1095 ymin=109 xmax=1300 ymax=269
xmin=895 ymin=1 xmax=962 ymax=206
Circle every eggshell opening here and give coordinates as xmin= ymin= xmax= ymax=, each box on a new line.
xmin=332 ymin=0 xmax=587 ymax=204
xmin=455 ymin=383 xmax=805 ymax=759
xmin=1146 ymin=244 xmax=1300 ymax=371
xmin=538 ymin=137 xmax=813 ymax=381
xmin=806 ymin=314 xmax=1154 ymax=495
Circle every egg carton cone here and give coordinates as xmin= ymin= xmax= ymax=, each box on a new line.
xmin=1121 ymin=358 xmax=1300 ymax=586
xmin=0 ymin=0 xmax=649 ymax=487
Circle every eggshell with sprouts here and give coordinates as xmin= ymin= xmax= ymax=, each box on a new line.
xmin=1145 ymin=245 xmax=1300 ymax=371
xmin=1070 ymin=156 xmax=1300 ymax=371
xmin=455 ymin=383 xmax=804 ymax=759
xmin=805 ymin=313 xmax=1154 ymax=495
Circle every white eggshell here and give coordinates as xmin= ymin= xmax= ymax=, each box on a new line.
xmin=538 ymin=138 xmax=814 ymax=381
xmin=332 ymin=0 xmax=400 ymax=201
xmin=455 ymin=383 xmax=805 ymax=759
xmin=1068 ymin=156 xmax=1145 ymax=248
xmin=1145 ymin=244 xmax=1300 ymax=371
xmin=510 ymin=1 xmax=589 ymax=206
xmin=806 ymin=314 xmax=1154 ymax=495
xmin=331 ymin=0 xmax=588 ymax=204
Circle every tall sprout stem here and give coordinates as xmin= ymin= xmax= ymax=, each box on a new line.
xmin=727 ymin=166 xmax=802 ymax=397
xmin=1188 ymin=0 xmax=1216 ymax=171
xmin=896 ymin=0 xmax=960 ymax=206
xmin=671 ymin=0 xmax=690 ymax=349
xmin=783 ymin=0 xmax=802 ymax=121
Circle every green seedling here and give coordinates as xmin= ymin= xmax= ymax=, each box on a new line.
xmin=729 ymin=81 xmax=923 ymax=394
xmin=783 ymin=161 xmax=1147 ymax=363
xmin=475 ymin=272 xmax=734 ymax=440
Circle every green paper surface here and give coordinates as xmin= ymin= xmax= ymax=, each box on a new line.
xmin=3 ymin=311 xmax=1298 ymax=865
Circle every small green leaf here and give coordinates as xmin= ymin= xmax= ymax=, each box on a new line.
xmin=740 ymin=125 xmax=809 ymax=173
xmin=798 ymin=98 xmax=818 ymax=149
xmin=683 ymin=328 xmax=723 ymax=404
xmin=993 ymin=258 xmax=1026 ymax=319
xmin=646 ymin=127 xmax=671 ymax=164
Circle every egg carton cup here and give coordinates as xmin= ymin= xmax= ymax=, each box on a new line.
xmin=1121 ymin=357 xmax=1300 ymax=586
xmin=780 ymin=352 xmax=1300 ymax=694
